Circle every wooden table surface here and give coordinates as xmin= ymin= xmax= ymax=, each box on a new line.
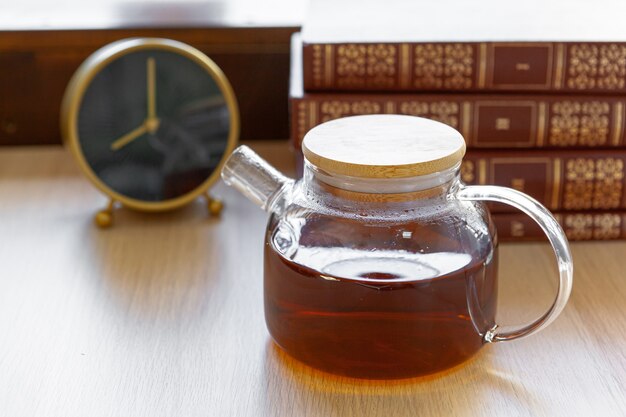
xmin=0 ymin=141 xmax=624 ymax=417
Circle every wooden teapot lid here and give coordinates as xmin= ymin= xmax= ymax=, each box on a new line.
xmin=302 ymin=115 xmax=466 ymax=178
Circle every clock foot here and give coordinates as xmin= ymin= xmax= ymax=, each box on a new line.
xmin=95 ymin=200 xmax=115 ymax=228
xmin=206 ymin=194 xmax=223 ymax=216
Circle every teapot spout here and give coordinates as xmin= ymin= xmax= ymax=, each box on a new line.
xmin=221 ymin=145 xmax=294 ymax=212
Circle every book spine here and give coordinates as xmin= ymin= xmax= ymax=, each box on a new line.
xmin=291 ymin=145 xmax=626 ymax=212
xmin=494 ymin=211 xmax=626 ymax=241
xmin=463 ymin=150 xmax=626 ymax=211
xmin=290 ymin=94 xmax=626 ymax=149
xmin=303 ymin=42 xmax=626 ymax=93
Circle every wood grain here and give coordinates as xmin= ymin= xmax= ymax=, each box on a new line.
xmin=0 ymin=141 xmax=624 ymax=417
xmin=302 ymin=115 xmax=465 ymax=178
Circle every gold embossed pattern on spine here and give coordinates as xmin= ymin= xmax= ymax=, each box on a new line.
xmin=563 ymin=158 xmax=624 ymax=209
xmin=592 ymin=213 xmax=622 ymax=239
xmin=414 ymin=44 xmax=474 ymax=89
xmin=311 ymin=45 xmax=323 ymax=88
xmin=566 ymin=43 xmax=626 ymax=90
xmin=319 ymin=101 xmax=380 ymax=123
xmin=597 ymin=44 xmax=626 ymax=89
xmin=292 ymin=97 xmax=626 ymax=149
xmin=335 ymin=44 xmax=366 ymax=88
xmin=294 ymin=100 xmax=463 ymax=145
xmin=305 ymin=42 xmax=626 ymax=92
xmin=564 ymin=213 xmax=623 ymax=240
xmin=594 ymin=158 xmax=624 ymax=208
xmin=565 ymin=214 xmax=594 ymax=240
xmin=549 ymin=101 xmax=610 ymax=146
xmin=335 ymin=44 xmax=397 ymax=89
xmin=312 ymin=43 xmax=478 ymax=91
xmin=495 ymin=211 xmax=626 ymax=241
xmin=296 ymin=101 xmax=307 ymax=145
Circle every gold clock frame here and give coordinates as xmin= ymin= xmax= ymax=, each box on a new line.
xmin=60 ymin=37 xmax=240 ymax=226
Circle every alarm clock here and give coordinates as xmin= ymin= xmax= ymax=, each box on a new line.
xmin=61 ymin=38 xmax=239 ymax=227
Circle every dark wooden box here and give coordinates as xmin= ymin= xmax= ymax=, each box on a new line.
xmin=0 ymin=24 xmax=297 ymax=145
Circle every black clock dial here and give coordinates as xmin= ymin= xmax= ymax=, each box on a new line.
xmin=77 ymin=49 xmax=231 ymax=202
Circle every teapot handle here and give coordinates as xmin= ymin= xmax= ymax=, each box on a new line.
xmin=455 ymin=185 xmax=574 ymax=343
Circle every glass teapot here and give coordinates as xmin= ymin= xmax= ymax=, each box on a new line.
xmin=221 ymin=115 xmax=573 ymax=379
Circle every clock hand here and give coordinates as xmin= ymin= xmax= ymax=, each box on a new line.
xmin=110 ymin=123 xmax=149 ymax=151
xmin=110 ymin=57 xmax=161 ymax=151
xmin=146 ymin=57 xmax=158 ymax=132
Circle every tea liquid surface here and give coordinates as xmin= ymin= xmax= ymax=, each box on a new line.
xmin=264 ymin=215 xmax=498 ymax=379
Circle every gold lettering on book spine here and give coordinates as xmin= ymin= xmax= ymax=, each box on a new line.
xmin=336 ymin=44 xmax=396 ymax=88
xmin=511 ymin=221 xmax=525 ymax=237
xmin=495 ymin=118 xmax=510 ymax=130
xmin=414 ymin=44 xmax=473 ymax=89
xmin=549 ymin=101 xmax=610 ymax=146
xmin=511 ymin=178 xmax=525 ymax=192
xmin=564 ymin=158 xmax=624 ymax=209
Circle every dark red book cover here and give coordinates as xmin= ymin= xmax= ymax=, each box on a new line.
xmin=291 ymin=147 xmax=626 ymax=212
xmin=462 ymin=150 xmax=626 ymax=212
xmin=290 ymin=33 xmax=626 ymax=213
xmin=291 ymin=34 xmax=626 ymax=150
xmin=494 ymin=211 xmax=626 ymax=241
xmin=291 ymin=93 xmax=626 ymax=150
xmin=302 ymin=1 xmax=626 ymax=93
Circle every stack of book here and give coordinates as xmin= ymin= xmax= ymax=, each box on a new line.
xmin=289 ymin=0 xmax=626 ymax=241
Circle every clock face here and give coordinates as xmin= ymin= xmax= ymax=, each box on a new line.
xmin=76 ymin=47 xmax=234 ymax=204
